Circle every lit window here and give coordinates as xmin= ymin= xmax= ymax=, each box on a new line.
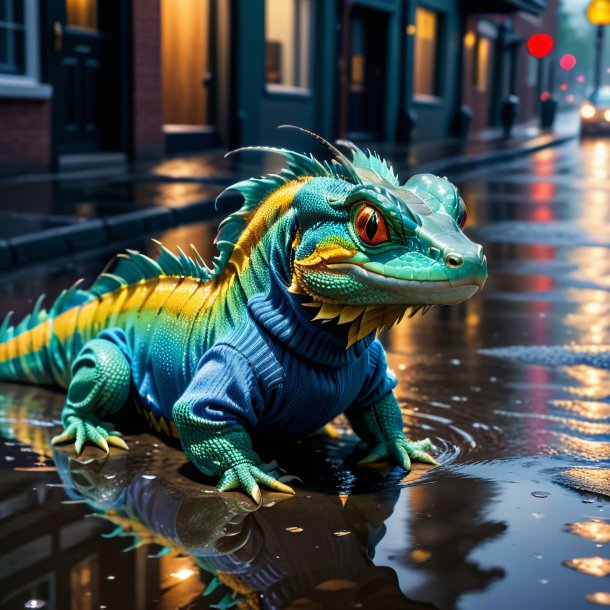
xmin=475 ymin=36 xmax=491 ymax=93
xmin=66 ymin=0 xmax=98 ymax=32
xmin=0 ymin=0 xmax=49 ymax=98
xmin=413 ymin=7 xmax=440 ymax=99
xmin=265 ymin=0 xmax=312 ymax=92
xmin=0 ymin=0 xmax=25 ymax=75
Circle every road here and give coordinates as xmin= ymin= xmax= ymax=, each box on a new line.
xmin=0 ymin=136 xmax=609 ymax=610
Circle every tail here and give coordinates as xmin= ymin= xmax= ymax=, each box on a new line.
xmin=0 ymin=282 xmax=92 ymax=388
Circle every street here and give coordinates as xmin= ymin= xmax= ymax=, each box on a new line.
xmin=1 ymin=135 xmax=609 ymax=610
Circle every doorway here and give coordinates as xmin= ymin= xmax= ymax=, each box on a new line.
xmin=344 ymin=7 xmax=388 ymax=141
xmin=43 ymin=0 xmax=129 ymax=159
xmin=161 ymin=0 xmax=218 ymax=152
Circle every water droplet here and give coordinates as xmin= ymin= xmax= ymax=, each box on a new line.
xmin=489 ymin=376 xmax=498 ymax=383
xmin=24 ymin=601 xmax=46 ymax=609
xmin=104 ymin=474 xmax=116 ymax=480
xmin=539 ymin=579 xmax=549 ymax=585
xmin=531 ymin=491 xmax=550 ymax=499
xmin=333 ymin=530 xmax=352 ymax=537
xmin=286 ymin=526 xmax=303 ymax=533
xmin=532 ymin=553 xmax=544 ymax=560
xmin=141 ymin=474 xmax=156 ymax=480
xmin=450 ymin=359 xmax=461 ymax=366
xmin=531 ymin=513 xmax=545 ymax=519
xmin=107 ymin=575 xmax=116 ymax=580
xmin=203 ymin=489 xmax=215 ymax=494
xmin=5 ymin=455 xmax=14 ymax=461
xmin=582 ymin=498 xmax=595 ymax=504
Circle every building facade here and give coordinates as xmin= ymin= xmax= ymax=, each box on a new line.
xmin=0 ymin=0 xmax=556 ymax=175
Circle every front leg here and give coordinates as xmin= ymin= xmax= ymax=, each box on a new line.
xmin=346 ymin=393 xmax=438 ymax=471
xmin=172 ymin=343 xmax=295 ymax=503
xmin=172 ymin=409 xmax=295 ymax=503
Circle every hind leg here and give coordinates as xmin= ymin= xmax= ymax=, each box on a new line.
xmin=52 ymin=338 xmax=130 ymax=455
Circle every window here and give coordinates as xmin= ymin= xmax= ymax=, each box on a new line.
xmin=0 ymin=0 xmax=50 ymax=99
xmin=265 ymin=0 xmax=312 ymax=93
xmin=413 ymin=7 xmax=440 ymax=99
xmin=475 ymin=36 xmax=491 ymax=93
xmin=66 ymin=0 xmax=98 ymax=32
xmin=0 ymin=0 xmax=25 ymax=76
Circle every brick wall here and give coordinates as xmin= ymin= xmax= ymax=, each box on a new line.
xmin=132 ymin=0 xmax=164 ymax=160
xmin=0 ymin=99 xmax=50 ymax=173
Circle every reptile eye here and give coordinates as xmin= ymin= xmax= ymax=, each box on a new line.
xmin=354 ymin=204 xmax=389 ymax=246
xmin=458 ymin=197 xmax=467 ymax=229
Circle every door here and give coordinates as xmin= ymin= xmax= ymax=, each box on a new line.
xmin=161 ymin=0 xmax=219 ymax=152
xmin=44 ymin=0 xmax=127 ymax=156
xmin=347 ymin=8 xmax=387 ymax=141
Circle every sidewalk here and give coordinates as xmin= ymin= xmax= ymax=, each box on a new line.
xmin=0 ymin=110 xmax=579 ymax=270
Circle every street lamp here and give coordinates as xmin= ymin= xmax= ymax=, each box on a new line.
xmin=586 ymin=0 xmax=610 ymax=93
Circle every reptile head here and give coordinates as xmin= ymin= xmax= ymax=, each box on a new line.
xmin=224 ymin=127 xmax=487 ymax=346
xmin=292 ymin=172 xmax=486 ymax=310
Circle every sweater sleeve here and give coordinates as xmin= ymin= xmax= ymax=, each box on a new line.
xmin=177 ymin=343 xmax=264 ymax=430
xmin=348 ymin=340 xmax=398 ymax=413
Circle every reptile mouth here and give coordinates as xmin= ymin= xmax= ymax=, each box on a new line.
xmin=325 ymin=263 xmax=484 ymax=305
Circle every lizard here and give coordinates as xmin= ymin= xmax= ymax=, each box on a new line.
xmin=0 ymin=127 xmax=487 ymax=502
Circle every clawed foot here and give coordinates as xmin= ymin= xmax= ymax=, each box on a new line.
xmin=51 ymin=416 xmax=128 ymax=455
xmin=217 ymin=463 xmax=296 ymax=504
xmin=358 ymin=437 xmax=438 ymax=471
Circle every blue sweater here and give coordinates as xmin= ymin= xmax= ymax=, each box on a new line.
xmin=175 ymin=286 xmax=397 ymax=443
xmin=102 ymin=283 xmax=397 ymax=442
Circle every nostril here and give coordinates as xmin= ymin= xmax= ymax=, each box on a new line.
xmin=445 ymin=253 xmax=464 ymax=268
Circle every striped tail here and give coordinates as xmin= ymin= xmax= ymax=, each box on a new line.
xmin=0 ymin=282 xmax=92 ymax=388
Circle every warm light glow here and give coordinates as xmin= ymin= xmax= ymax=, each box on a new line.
xmin=560 ymin=83 xmax=569 ymax=91
xmin=568 ymin=521 xmax=610 ymax=543
xmin=586 ymin=592 xmax=610 ymax=605
xmin=406 ymin=24 xmax=416 ymax=36
xmin=564 ymin=556 xmax=610 ymax=577
xmin=567 ymin=94 xmax=575 ymax=103
xmin=527 ymin=33 xmax=554 ymax=58
xmin=604 ymin=110 xmax=610 ymax=122
xmin=162 ymin=0 xmax=209 ymax=125
xmin=582 ymin=103 xmax=597 ymax=119
xmin=170 ymin=568 xmax=195 ymax=581
xmin=587 ymin=0 xmax=610 ymax=26
xmin=464 ymin=31 xmax=476 ymax=49
xmin=560 ymin=54 xmax=577 ymax=70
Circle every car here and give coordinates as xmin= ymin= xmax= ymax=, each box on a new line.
xmin=580 ymin=87 xmax=610 ymax=136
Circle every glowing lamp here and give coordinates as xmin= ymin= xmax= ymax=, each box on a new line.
xmin=581 ymin=103 xmax=596 ymax=119
xmin=527 ymin=33 xmax=554 ymax=58
xmin=560 ymin=54 xmax=577 ymax=70
xmin=560 ymin=83 xmax=568 ymax=91
xmin=577 ymin=74 xmax=586 ymax=83
xmin=587 ymin=0 xmax=610 ymax=25
xmin=540 ymin=91 xmax=551 ymax=101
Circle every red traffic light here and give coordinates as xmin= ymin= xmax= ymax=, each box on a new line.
xmin=527 ymin=34 xmax=554 ymax=58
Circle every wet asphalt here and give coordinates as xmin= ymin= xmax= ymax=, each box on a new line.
xmin=1 ymin=136 xmax=609 ymax=610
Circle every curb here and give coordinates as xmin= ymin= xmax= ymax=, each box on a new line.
xmin=0 ymin=132 xmax=578 ymax=270
xmin=415 ymin=132 xmax=578 ymax=177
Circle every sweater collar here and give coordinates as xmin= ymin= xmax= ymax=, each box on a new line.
xmin=247 ymin=277 xmax=373 ymax=367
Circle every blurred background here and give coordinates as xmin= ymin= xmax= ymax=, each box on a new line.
xmin=0 ymin=0 xmax=601 ymax=174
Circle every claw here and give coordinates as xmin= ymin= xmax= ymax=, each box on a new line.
xmin=250 ymin=484 xmax=262 ymax=505
xmin=94 ymin=435 xmax=110 ymax=454
xmin=107 ymin=435 xmax=129 ymax=451
xmin=51 ymin=429 xmax=75 ymax=446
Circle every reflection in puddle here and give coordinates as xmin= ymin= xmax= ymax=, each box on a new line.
xmin=555 ymin=467 xmax=610 ymax=498
xmin=567 ymin=520 xmax=610 ymax=544
xmin=563 ymin=556 xmax=610 ymax=577
xmin=587 ymin=592 xmax=610 ymax=606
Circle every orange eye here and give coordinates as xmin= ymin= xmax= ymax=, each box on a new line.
xmin=354 ymin=204 xmax=389 ymax=245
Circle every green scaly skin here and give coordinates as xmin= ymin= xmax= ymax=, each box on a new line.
xmin=0 ymin=128 xmax=487 ymax=501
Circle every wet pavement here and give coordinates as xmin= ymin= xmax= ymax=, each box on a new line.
xmin=1 ymin=134 xmax=610 ymax=609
